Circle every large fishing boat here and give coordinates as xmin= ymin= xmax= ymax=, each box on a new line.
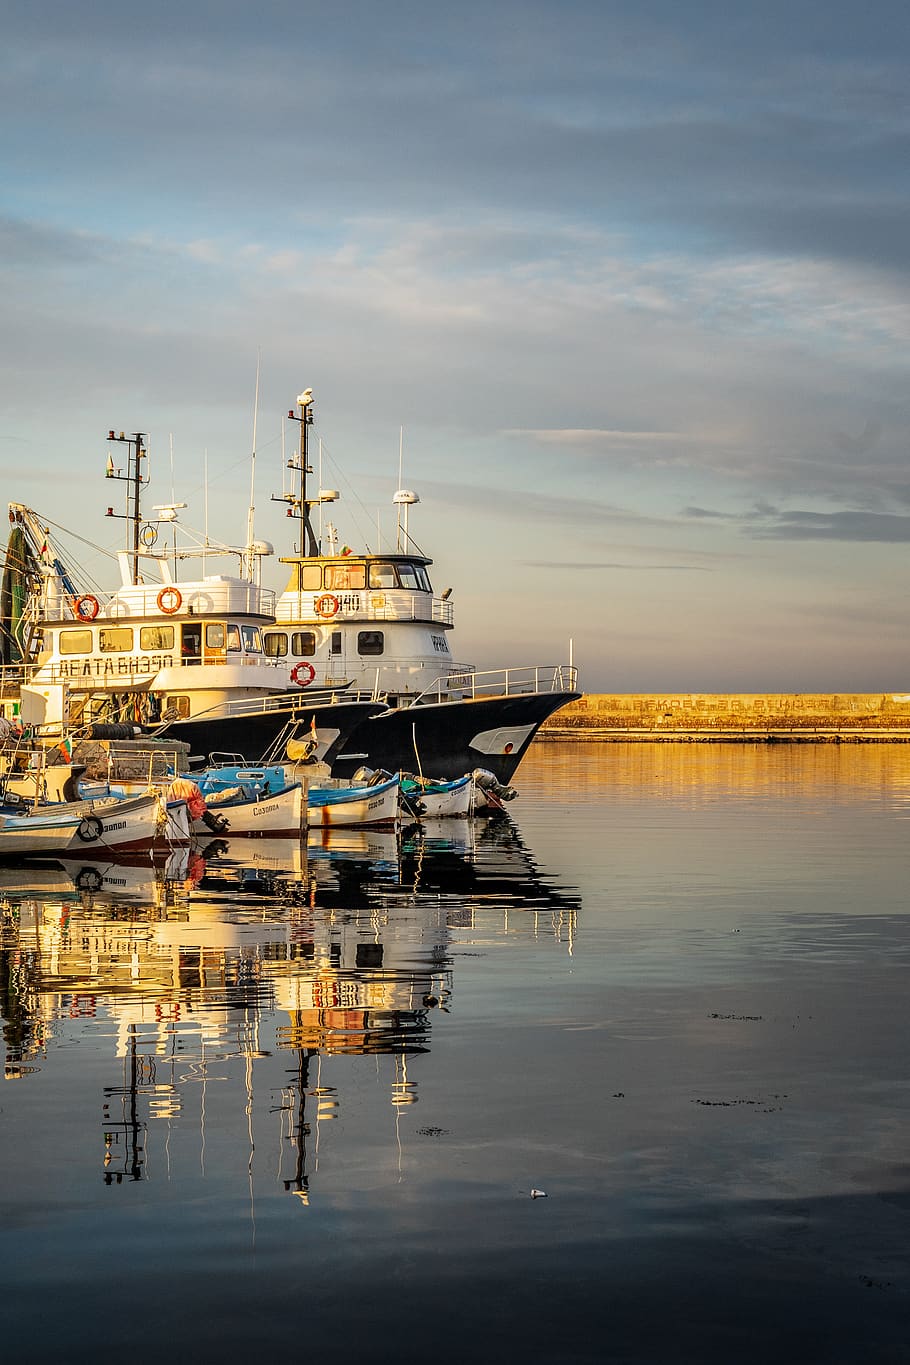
xmin=0 ymin=429 xmax=385 ymax=766
xmin=237 ymin=389 xmax=580 ymax=781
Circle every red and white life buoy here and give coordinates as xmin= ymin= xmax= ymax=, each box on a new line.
xmin=314 ymin=593 xmax=340 ymax=619
xmin=290 ymin=661 xmax=316 ymax=687
xmin=74 ymin=594 xmax=100 ymax=621
xmin=157 ymin=586 xmax=183 ymax=615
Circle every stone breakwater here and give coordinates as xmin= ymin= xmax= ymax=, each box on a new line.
xmin=540 ymin=694 xmax=910 ymax=742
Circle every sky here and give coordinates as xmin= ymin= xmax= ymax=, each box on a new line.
xmin=2 ymin=0 xmax=909 ymax=692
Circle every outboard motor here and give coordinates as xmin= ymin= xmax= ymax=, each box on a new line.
xmin=471 ymin=767 xmax=518 ymax=803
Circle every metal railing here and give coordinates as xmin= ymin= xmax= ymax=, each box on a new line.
xmin=409 ymin=664 xmax=579 ymax=706
xmin=273 ymin=592 xmax=454 ymax=627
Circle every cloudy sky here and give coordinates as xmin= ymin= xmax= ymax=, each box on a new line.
xmin=2 ymin=0 xmax=909 ymax=690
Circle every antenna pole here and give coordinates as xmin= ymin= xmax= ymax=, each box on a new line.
xmin=105 ymin=429 xmax=147 ymax=585
xmin=246 ymin=351 xmax=261 ymax=580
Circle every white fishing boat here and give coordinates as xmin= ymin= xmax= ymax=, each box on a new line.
xmin=245 ymin=388 xmax=581 ymax=781
xmin=307 ymin=773 xmax=400 ymax=828
xmin=0 ymin=805 xmax=84 ymax=855
xmin=192 ymin=781 xmax=305 ymax=837
xmin=0 ymin=438 xmax=387 ymax=767
xmin=399 ymin=772 xmax=474 ymax=818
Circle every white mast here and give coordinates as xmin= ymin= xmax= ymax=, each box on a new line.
xmin=245 ymin=350 xmax=261 ymax=580
xmin=394 ymin=425 xmax=419 ymax=550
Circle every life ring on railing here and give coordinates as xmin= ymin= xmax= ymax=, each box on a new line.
xmin=290 ymin=662 xmax=316 ymax=687
xmin=74 ymin=594 xmax=100 ymax=621
xmin=157 ymin=586 xmax=183 ymax=615
xmin=314 ymin=593 xmax=340 ymax=619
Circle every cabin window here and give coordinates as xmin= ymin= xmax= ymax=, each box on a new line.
xmin=59 ymin=629 xmax=93 ymax=654
xmin=99 ymin=627 xmax=134 ymax=653
xmin=330 ymin=632 xmax=342 ymax=656
xmin=264 ymin=631 xmax=288 ymax=658
xmin=398 ymin=563 xmax=421 ymax=590
xmin=241 ymin=625 xmax=262 ymax=652
xmin=226 ymin=624 xmax=241 ymax=652
xmin=206 ymin=623 xmax=226 ymax=650
xmin=357 ymin=630 xmax=384 ymax=656
xmin=325 ymin=562 xmax=365 ymax=590
xmin=165 ymin=695 xmax=191 ymax=718
xmin=415 ymin=565 xmax=431 ymax=591
xmin=368 ymin=562 xmax=397 ymax=589
xmin=291 ymin=631 xmax=316 ymax=657
xmin=301 ymin=564 xmax=322 ymax=591
xmin=140 ymin=625 xmax=174 ymax=650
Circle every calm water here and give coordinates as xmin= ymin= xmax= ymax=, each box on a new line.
xmin=1 ymin=743 xmax=909 ymax=1363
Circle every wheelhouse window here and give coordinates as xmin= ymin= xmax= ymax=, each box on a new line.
xmin=205 ymin=623 xmax=226 ymax=649
xmin=264 ymin=631 xmax=288 ymax=658
xmin=398 ymin=562 xmax=431 ymax=591
xmin=140 ymin=625 xmax=174 ymax=650
xmin=357 ymin=630 xmax=384 ymax=656
xmin=291 ymin=631 xmax=316 ymax=657
xmin=241 ymin=625 xmax=262 ymax=652
xmin=301 ymin=564 xmax=322 ymax=591
xmin=368 ymin=562 xmax=397 ymax=589
xmin=226 ymin=624 xmax=241 ymax=651
xmin=325 ymin=562 xmax=365 ymax=590
xmin=59 ymin=630 xmax=93 ymax=655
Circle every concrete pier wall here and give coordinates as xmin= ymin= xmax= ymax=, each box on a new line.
xmin=540 ymin=693 xmax=910 ymax=741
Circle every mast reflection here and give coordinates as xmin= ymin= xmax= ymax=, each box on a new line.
xmin=0 ymin=816 xmax=579 ymax=1196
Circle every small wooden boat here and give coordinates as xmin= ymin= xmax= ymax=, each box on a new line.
xmin=0 ymin=806 xmax=84 ymax=856
xmin=0 ymin=789 xmax=179 ymax=854
xmin=307 ymin=774 xmax=400 ymax=828
xmin=193 ymin=781 xmax=305 ymax=837
xmin=400 ymin=773 xmax=474 ymax=818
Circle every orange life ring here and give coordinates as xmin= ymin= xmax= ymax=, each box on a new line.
xmin=314 ymin=592 xmax=340 ymax=619
xmin=157 ymin=587 xmax=183 ymax=615
xmin=290 ymin=661 xmax=316 ymax=687
xmin=74 ymin=594 xmax=100 ymax=621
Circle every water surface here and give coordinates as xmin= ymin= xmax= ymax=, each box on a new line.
xmin=1 ymin=743 xmax=908 ymax=1362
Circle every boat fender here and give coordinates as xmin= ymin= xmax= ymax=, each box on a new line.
xmin=314 ymin=593 xmax=340 ymax=618
xmin=76 ymin=815 xmax=104 ymax=842
xmin=157 ymin=586 xmax=183 ymax=614
xmin=74 ymin=594 xmax=100 ymax=621
xmin=290 ymin=662 xmax=316 ymax=687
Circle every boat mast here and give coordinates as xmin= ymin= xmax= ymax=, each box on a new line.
xmin=244 ymin=352 xmax=261 ymax=581
xmin=105 ymin=429 xmax=147 ymax=585
xmin=279 ymin=389 xmax=318 ymax=556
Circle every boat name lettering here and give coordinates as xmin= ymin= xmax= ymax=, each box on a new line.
xmin=103 ymin=821 xmax=128 ymax=832
xmin=337 ymin=592 xmax=361 ymax=612
xmin=57 ymin=654 xmax=175 ymax=679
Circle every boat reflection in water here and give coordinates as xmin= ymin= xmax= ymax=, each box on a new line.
xmin=0 ymin=815 xmax=578 ymax=1195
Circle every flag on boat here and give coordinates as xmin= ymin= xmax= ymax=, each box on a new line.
xmin=310 ymin=714 xmax=318 ymax=744
xmin=58 ymin=737 xmax=73 ymax=762
xmin=341 ymin=545 xmax=352 ymax=557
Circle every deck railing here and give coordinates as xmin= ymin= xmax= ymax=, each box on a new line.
xmin=273 ymin=592 xmax=454 ymax=627
xmin=409 ymin=664 xmax=579 ymax=706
